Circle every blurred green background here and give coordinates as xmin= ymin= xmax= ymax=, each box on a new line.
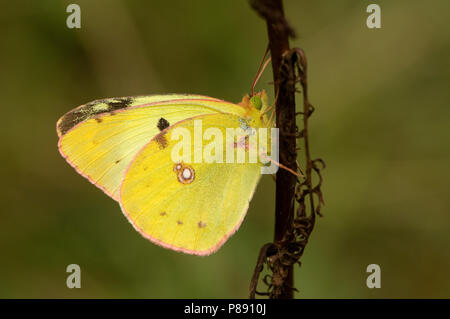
xmin=1 ymin=0 xmax=449 ymax=298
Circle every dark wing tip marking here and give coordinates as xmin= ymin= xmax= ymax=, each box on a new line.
xmin=107 ymin=97 xmax=133 ymax=111
xmin=57 ymin=97 xmax=134 ymax=136
xmin=57 ymin=108 xmax=86 ymax=136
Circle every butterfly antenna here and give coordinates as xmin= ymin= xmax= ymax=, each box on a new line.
xmin=251 ymin=46 xmax=271 ymax=96
xmin=242 ymin=135 xmax=301 ymax=177
xmin=259 ymin=152 xmax=303 ymax=178
xmin=260 ymin=88 xmax=279 ymax=127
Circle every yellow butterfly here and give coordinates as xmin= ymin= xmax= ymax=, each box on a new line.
xmin=57 ymin=91 xmax=275 ymax=255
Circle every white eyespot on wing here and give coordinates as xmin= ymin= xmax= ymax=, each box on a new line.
xmin=173 ymin=163 xmax=195 ymax=184
xmin=182 ymin=168 xmax=192 ymax=179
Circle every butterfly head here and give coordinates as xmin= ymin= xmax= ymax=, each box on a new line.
xmin=239 ymin=90 xmax=269 ymax=111
xmin=249 ymin=90 xmax=269 ymax=112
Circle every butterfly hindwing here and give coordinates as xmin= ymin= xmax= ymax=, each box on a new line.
xmin=119 ymin=113 xmax=263 ymax=255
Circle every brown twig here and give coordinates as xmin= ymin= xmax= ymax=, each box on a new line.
xmin=249 ymin=0 xmax=325 ymax=299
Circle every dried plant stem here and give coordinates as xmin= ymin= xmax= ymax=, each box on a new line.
xmin=249 ymin=0 xmax=325 ymax=299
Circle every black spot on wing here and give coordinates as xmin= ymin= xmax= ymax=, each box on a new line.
xmin=157 ymin=117 xmax=170 ymax=131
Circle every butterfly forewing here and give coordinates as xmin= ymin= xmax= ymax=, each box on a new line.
xmin=57 ymin=95 xmax=247 ymax=201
